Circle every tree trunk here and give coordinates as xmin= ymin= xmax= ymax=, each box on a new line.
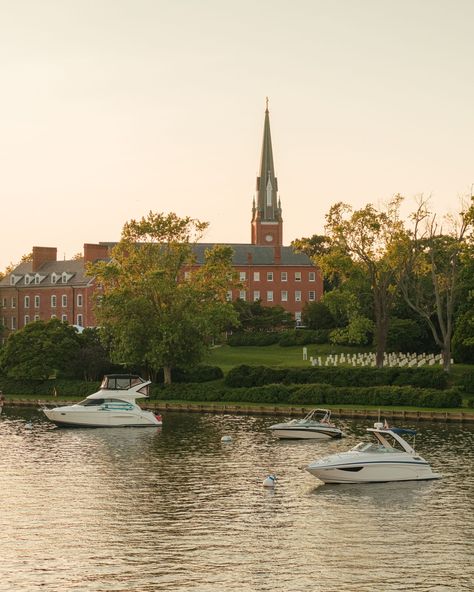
xmin=163 ymin=366 xmax=172 ymax=385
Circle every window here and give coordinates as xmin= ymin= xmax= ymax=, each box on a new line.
xmin=184 ymin=271 xmax=191 ymax=281
xmin=253 ymin=290 xmax=260 ymax=301
xmin=62 ymin=314 xmax=68 ymax=322
xmin=25 ymin=275 xmax=32 ymax=285
xmin=267 ymin=271 xmax=273 ymax=282
xmin=76 ymin=314 xmax=83 ymax=327
xmin=309 ymin=291 xmax=316 ymax=301
xmin=239 ymin=271 xmax=246 ymax=281
xmin=281 ymin=271 xmax=287 ymax=282
xmin=51 ymin=314 xmax=57 ymax=319
xmin=34 ymin=315 xmax=40 ymax=321
xmin=267 ymin=291 xmax=274 ymax=302
xmin=309 ymin=271 xmax=316 ymax=282
xmin=77 ymin=294 xmax=83 ymax=307
xmin=62 ymin=295 xmax=67 ymax=307
xmin=11 ymin=297 xmax=16 ymax=309
xmin=24 ymin=315 xmax=30 ymax=325
xmin=51 ymin=273 xmax=58 ymax=284
xmin=295 ymin=311 xmax=302 ymax=324
xmin=2 ymin=298 xmax=6 ymax=308
xmin=253 ymin=271 xmax=260 ymax=281
xmin=11 ymin=317 xmax=17 ymax=330
xmin=281 ymin=290 xmax=288 ymax=302
xmin=51 ymin=295 xmax=57 ymax=308
xmin=295 ymin=291 xmax=302 ymax=302
xmin=295 ymin=271 xmax=302 ymax=282
xmin=226 ymin=290 xmax=233 ymax=301
xmin=239 ymin=290 xmax=246 ymax=301
xmin=34 ymin=295 xmax=40 ymax=308
xmin=24 ymin=296 xmax=30 ymax=308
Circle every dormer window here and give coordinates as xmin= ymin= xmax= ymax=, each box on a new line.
xmin=10 ymin=274 xmax=22 ymax=286
xmin=51 ymin=273 xmax=59 ymax=284
xmin=25 ymin=274 xmax=33 ymax=285
xmin=34 ymin=273 xmax=46 ymax=284
xmin=61 ymin=272 xmax=74 ymax=284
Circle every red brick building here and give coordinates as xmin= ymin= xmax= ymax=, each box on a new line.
xmin=0 ymin=103 xmax=321 ymax=341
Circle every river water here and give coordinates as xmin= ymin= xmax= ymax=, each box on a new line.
xmin=0 ymin=407 xmax=472 ymax=591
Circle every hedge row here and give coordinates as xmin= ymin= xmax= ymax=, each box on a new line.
xmin=0 ymin=379 xmax=101 ymax=397
xmin=227 ymin=329 xmax=329 ymax=347
xmin=153 ymin=382 xmax=462 ymax=408
xmin=224 ymin=365 xmax=449 ymax=389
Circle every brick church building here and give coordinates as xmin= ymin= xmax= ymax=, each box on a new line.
xmin=0 ymin=103 xmax=321 ymax=341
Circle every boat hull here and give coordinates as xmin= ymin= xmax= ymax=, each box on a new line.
xmin=306 ymin=459 xmax=441 ymax=483
xmin=270 ymin=427 xmax=342 ymax=440
xmin=43 ymin=407 xmax=161 ymax=428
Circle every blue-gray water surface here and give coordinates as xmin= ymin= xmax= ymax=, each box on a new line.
xmin=0 ymin=407 xmax=473 ymax=592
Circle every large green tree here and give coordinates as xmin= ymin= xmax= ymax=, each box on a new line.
xmin=88 ymin=212 xmax=239 ymax=384
xmin=398 ymin=196 xmax=474 ymax=371
xmin=297 ymin=197 xmax=408 ymax=367
xmin=0 ymin=319 xmax=82 ymax=379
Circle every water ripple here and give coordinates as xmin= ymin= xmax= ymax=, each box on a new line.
xmin=0 ymin=409 xmax=472 ymax=591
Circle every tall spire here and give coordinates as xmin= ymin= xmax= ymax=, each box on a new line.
xmin=257 ymin=98 xmax=278 ymax=218
xmin=251 ymin=100 xmax=283 ymax=246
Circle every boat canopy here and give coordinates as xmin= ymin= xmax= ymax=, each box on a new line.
xmin=100 ymin=375 xmax=146 ymax=391
xmin=389 ymin=427 xmax=417 ymax=436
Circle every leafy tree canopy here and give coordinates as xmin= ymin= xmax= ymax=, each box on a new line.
xmin=88 ymin=212 xmax=239 ymax=384
xmin=1 ymin=319 xmax=82 ymax=379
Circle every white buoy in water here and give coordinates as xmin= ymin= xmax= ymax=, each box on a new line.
xmin=262 ymin=475 xmax=277 ymax=488
xmin=221 ymin=435 xmax=232 ymax=442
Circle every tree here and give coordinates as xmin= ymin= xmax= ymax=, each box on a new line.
xmin=231 ymin=299 xmax=293 ymax=332
xmin=302 ymin=301 xmax=336 ymax=331
xmin=0 ymin=319 xmax=82 ymax=379
xmin=302 ymin=197 xmax=408 ymax=367
xmin=88 ymin=212 xmax=239 ymax=384
xmin=398 ymin=195 xmax=474 ymax=371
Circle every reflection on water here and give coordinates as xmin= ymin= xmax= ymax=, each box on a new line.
xmin=0 ymin=407 xmax=473 ymax=591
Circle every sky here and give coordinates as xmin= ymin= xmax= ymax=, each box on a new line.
xmin=1 ymin=0 xmax=473 ymax=270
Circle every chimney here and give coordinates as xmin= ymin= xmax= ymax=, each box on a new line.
xmin=32 ymin=247 xmax=57 ymax=272
xmin=274 ymin=246 xmax=281 ymax=264
xmin=83 ymin=243 xmax=110 ymax=264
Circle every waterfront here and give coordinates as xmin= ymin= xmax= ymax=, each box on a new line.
xmin=0 ymin=407 xmax=473 ymax=591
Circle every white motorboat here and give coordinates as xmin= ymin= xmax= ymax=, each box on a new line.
xmin=306 ymin=422 xmax=441 ymax=483
xmin=269 ymin=408 xmax=345 ymax=440
xmin=43 ymin=374 xmax=162 ymax=428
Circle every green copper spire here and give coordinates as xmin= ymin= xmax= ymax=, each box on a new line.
xmin=255 ymin=98 xmax=280 ymax=221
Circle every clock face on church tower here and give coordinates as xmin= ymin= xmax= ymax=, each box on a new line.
xmin=265 ymin=234 xmax=273 ymax=243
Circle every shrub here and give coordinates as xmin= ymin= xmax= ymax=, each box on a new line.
xmin=224 ymin=364 xmax=448 ymax=390
xmin=227 ymin=332 xmax=280 ymax=346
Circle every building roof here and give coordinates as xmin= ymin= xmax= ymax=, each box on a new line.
xmin=0 ymin=259 xmax=93 ymax=288
xmin=193 ymin=243 xmax=313 ymax=266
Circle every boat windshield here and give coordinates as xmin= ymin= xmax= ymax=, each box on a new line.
xmin=77 ymin=398 xmax=105 ymax=407
xmin=100 ymin=375 xmax=146 ymax=391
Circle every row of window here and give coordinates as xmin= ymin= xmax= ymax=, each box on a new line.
xmin=10 ymin=271 xmax=74 ymax=286
xmin=228 ymin=290 xmax=317 ymax=303
xmin=2 ymin=294 xmax=84 ymax=309
xmin=239 ymin=270 xmax=316 ymax=282
xmin=2 ymin=315 xmax=84 ymax=330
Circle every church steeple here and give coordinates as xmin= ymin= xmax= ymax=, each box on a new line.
xmin=251 ymin=99 xmax=283 ymax=246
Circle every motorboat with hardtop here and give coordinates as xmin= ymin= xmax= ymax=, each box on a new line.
xmin=305 ymin=422 xmax=440 ymax=483
xmin=269 ymin=408 xmax=345 ymax=440
xmin=43 ymin=374 xmax=162 ymax=428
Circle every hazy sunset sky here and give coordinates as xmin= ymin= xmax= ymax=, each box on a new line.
xmin=1 ymin=0 xmax=473 ymax=270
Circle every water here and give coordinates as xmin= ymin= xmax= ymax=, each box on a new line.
xmin=0 ymin=407 xmax=473 ymax=591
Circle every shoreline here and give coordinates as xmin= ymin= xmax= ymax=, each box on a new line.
xmin=4 ymin=398 xmax=474 ymax=423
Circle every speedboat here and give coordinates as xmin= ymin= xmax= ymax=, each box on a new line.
xmin=306 ymin=422 xmax=441 ymax=483
xmin=269 ymin=408 xmax=344 ymax=440
xmin=43 ymin=374 xmax=162 ymax=428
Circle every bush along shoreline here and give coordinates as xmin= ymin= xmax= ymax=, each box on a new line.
xmin=0 ymin=364 xmax=470 ymax=409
